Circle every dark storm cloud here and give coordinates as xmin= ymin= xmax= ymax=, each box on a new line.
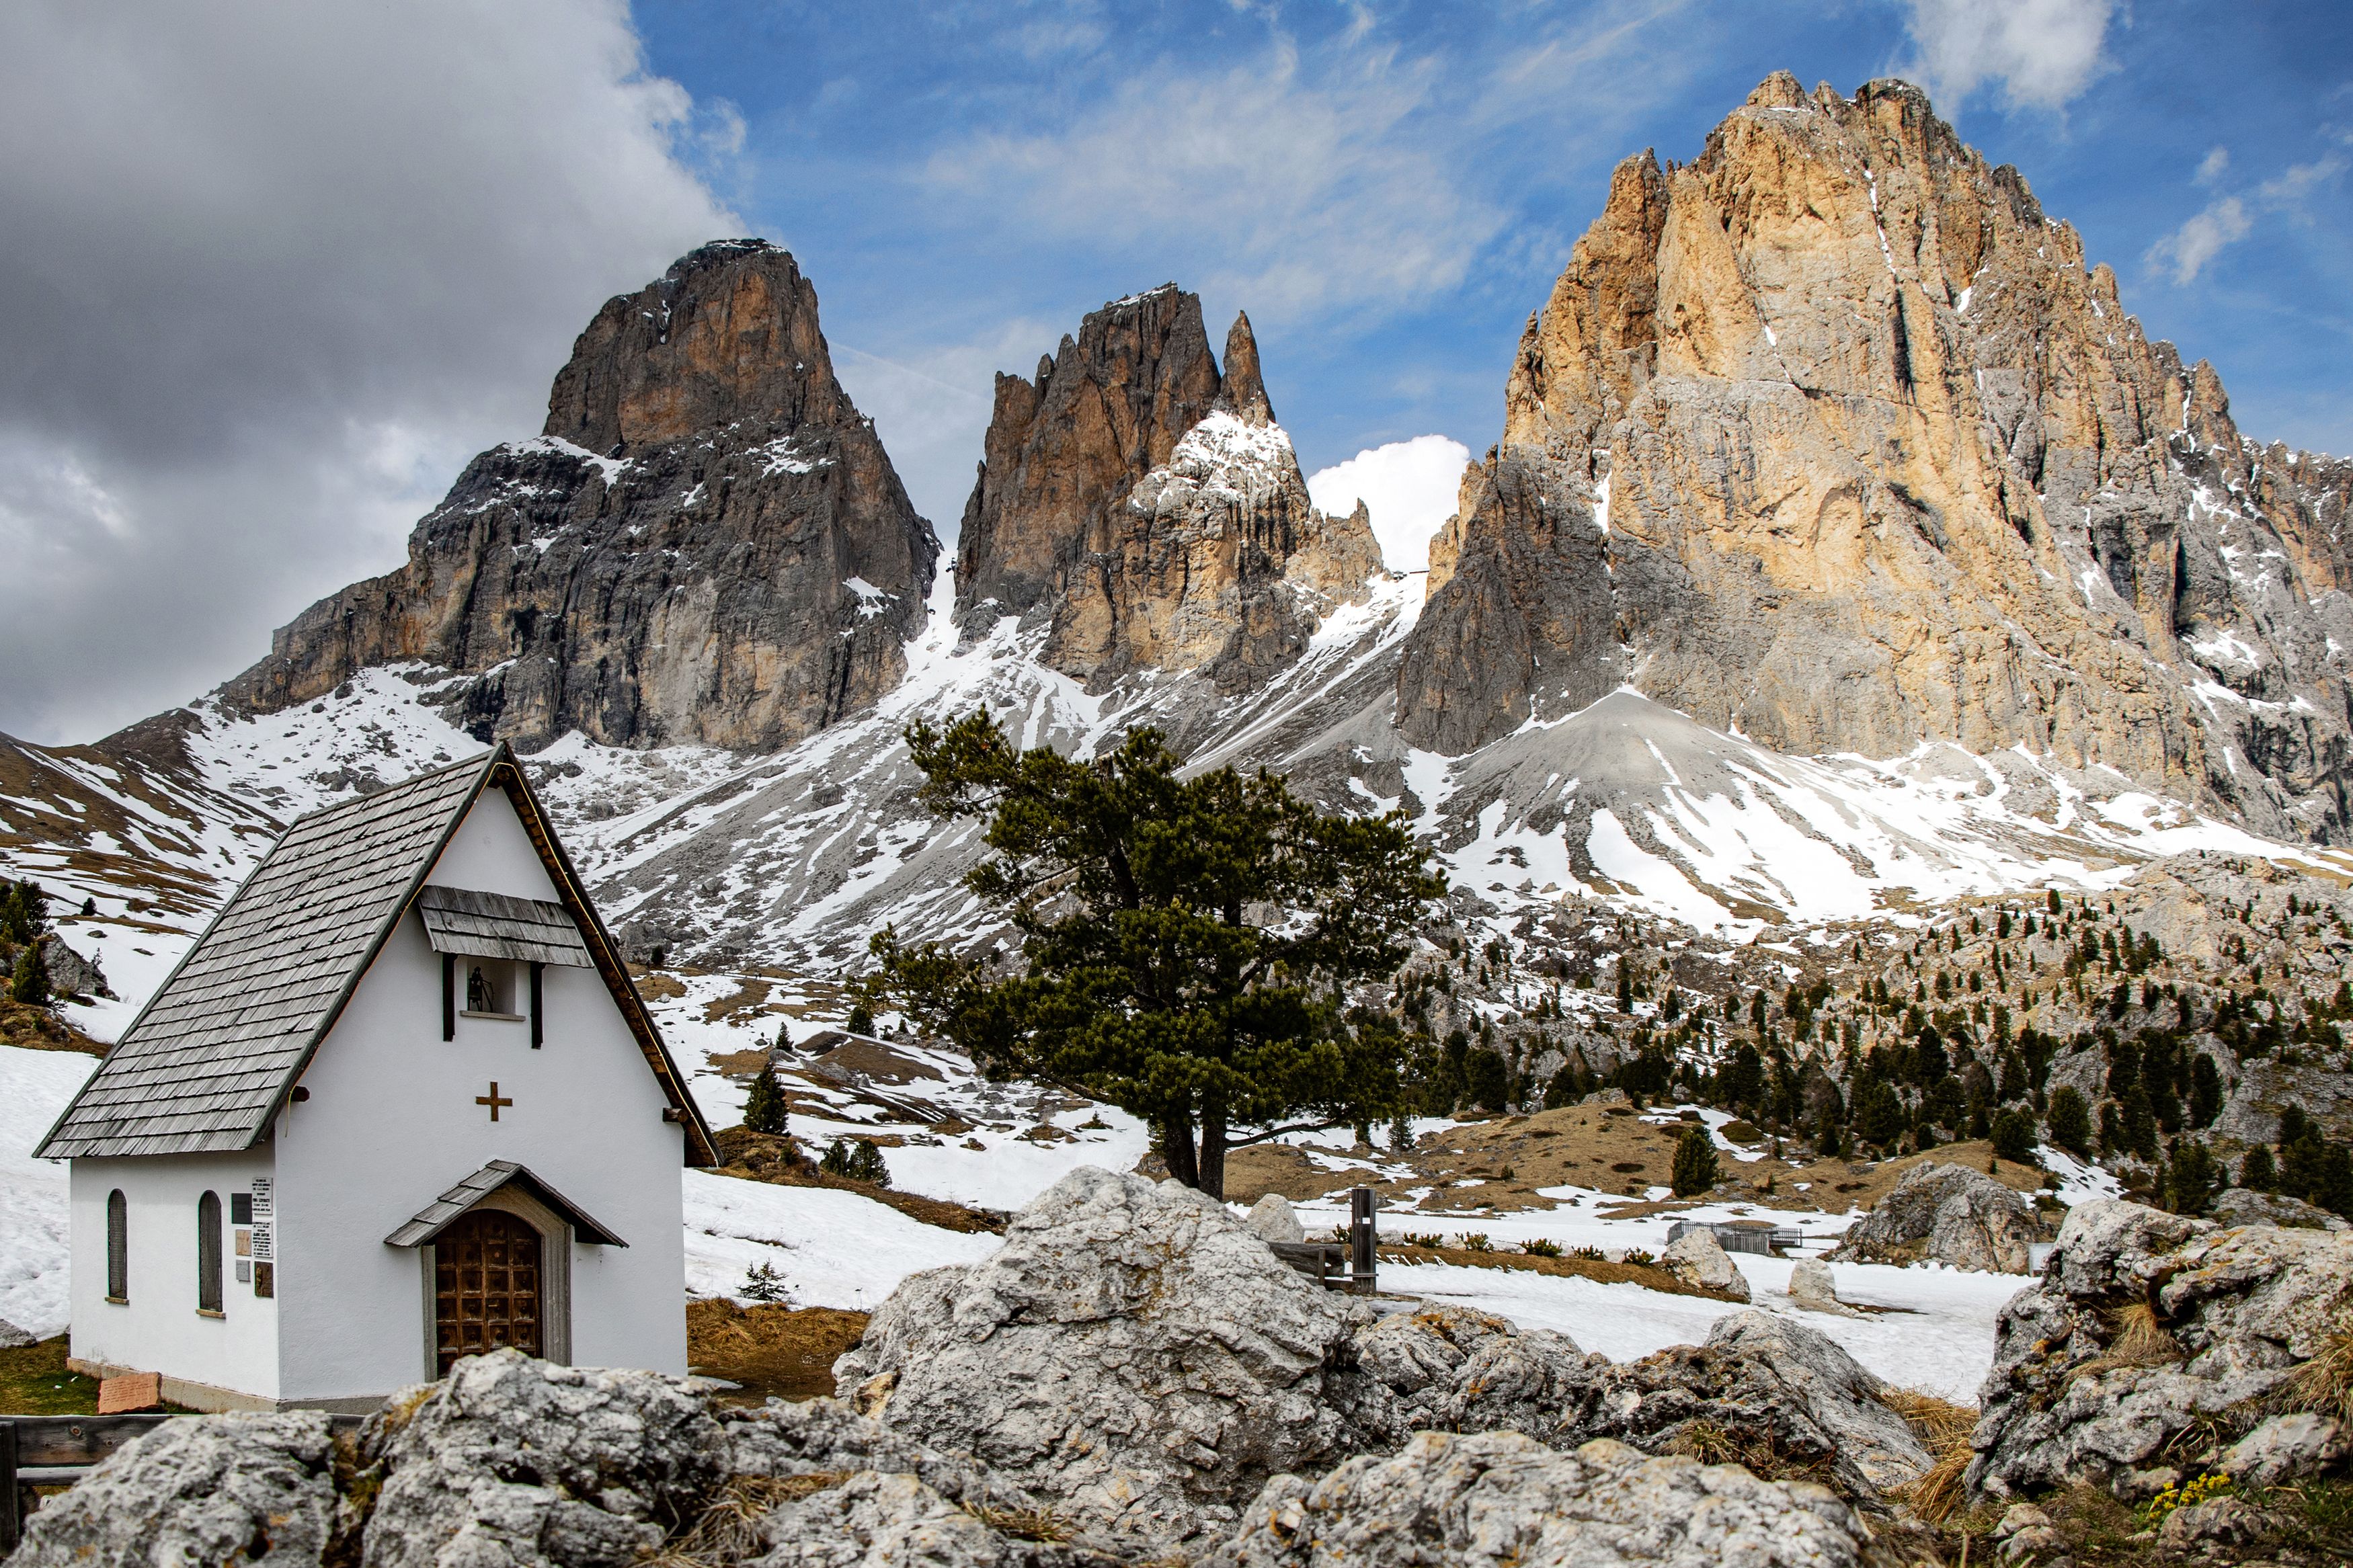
xmin=0 ymin=0 xmax=736 ymax=742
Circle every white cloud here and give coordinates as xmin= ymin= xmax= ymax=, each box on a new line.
xmin=1899 ymin=0 xmax=2116 ymax=114
xmin=1308 ymin=435 xmax=1472 ymax=575
xmin=2196 ymin=146 xmax=2231 ymax=185
xmin=2145 ymin=151 xmax=2350 ymax=285
xmin=0 ymin=0 xmax=737 ymax=743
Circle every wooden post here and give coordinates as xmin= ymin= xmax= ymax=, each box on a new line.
xmin=1 ymin=1417 xmax=20 ymax=1554
xmin=1349 ymin=1186 xmax=1376 ymax=1294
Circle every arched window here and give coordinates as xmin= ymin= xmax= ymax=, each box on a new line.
xmin=106 ymin=1189 xmax=128 ymax=1302
xmin=196 ymin=1191 xmax=223 ymax=1313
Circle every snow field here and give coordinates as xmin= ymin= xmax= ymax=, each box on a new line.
xmin=0 ymin=1045 xmax=99 ymax=1339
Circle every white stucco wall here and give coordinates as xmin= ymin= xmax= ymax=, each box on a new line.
xmin=268 ymin=786 xmax=688 ymax=1404
xmin=68 ymin=1149 xmax=280 ymax=1405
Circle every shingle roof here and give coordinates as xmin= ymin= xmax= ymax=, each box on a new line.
xmin=37 ymin=753 xmax=495 ymax=1159
xmin=384 ymin=1159 xmax=626 ymax=1247
xmin=417 ymin=885 xmax=594 ymax=967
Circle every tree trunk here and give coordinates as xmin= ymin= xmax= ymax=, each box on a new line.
xmin=1160 ymin=1109 xmax=1199 ymax=1190
xmin=1197 ymin=1100 xmax=1228 ymax=1201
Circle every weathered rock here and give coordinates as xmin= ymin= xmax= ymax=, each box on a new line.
xmin=1969 ymin=1198 xmax=2353 ymax=1500
xmin=1660 ymin=1227 xmax=1751 ymax=1301
xmin=1350 ymin=1305 xmax=1598 ymax=1439
xmin=1557 ymin=1312 xmax=1932 ymax=1503
xmin=0 ymin=1313 xmax=34 ymax=1348
xmin=9 ymin=1410 xmax=338 ymax=1568
xmin=955 ymin=288 xmax=1378 ymax=693
xmin=2210 ymin=1187 xmax=2350 ymax=1232
xmin=2223 ymin=1412 xmax=2349 ymax=1487
xmin=2157 ymin=1494 xmax=2265 ymax=1549
xmin=358 ymin=1350 xmax=730 ymax=1568
xmin=1830 ymin=1161 xmax=2037 ymax=1272
xmin=745 ymin=1469 xmax=1116 ymax=1568
xmin=832 ymin=1167 xmax=1381 ymax=1551
xmin=223 ymin=241 xmax=936 ymax=751
xmin=1788 ymin=1259 xmax=1863 ymax=1317
xmin=1203 ymin=1431 xmax=1889 ymax=1568
xmin=1399 ymin=73 xmax=2353 ymax=841
xmin=39 ymin=935 xmax=112 ymax=999
xmin=1993 ymin=1502 xmax=2052 ymax=1538
xmin=1245 ymin=1192 xmax=1306 ymax=1245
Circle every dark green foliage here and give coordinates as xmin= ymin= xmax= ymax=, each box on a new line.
xmin=742 ymin=1063 xmax=789 ymax=1136
xmin=863 ymin=712 xmax=1445 ymax=1199
xmin=846 ymin=1002 xmax=875 ymax=1036
xmin=2120 ymin=1081 xmax=2159 ymax=1161
xmin=2045 ymin=1084 xmax=2091 ymax=1157
xmin=1853 ymin=1079 xmax=1907 ymax=1150
xmin=1465 ymin=1047 xmax=1509 ymax=1112
xmin=2166 ymin=1139 xmax=2219 ymax=1214
xmin=2188 ymin=1053 xmax=2223 ymax=1128
xmin=1670 ymin=1124 xmax=1720 ymax=1196
xmin=1542 ymin=1063 xmax=1586 ymax=1110
xmin=1991 ymin=1108 xmax=2039 ymax=1165
xmin=1717 ymin=1042 xmax=1764 ymax=1116
xmin=2239 ymin=1143 xmax=2276 ymax=1192
xmin=2315 ymin=1145 xmax=2353 ymax=1219
xmin=1616 ymin=963 xmax=1633 ymax=1014
xmin=740 ymin=1261 xmax=787 ymax=1303
xmin=10 ymin=944 xmax=49 ymax=1007
xmin=0 ymin=880 xmax=48 ymax=946
xmin=820 ymin=1139 xmax=890 ymax=1187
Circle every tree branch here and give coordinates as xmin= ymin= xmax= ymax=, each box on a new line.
xmin=1224 ymin=1117 xmax=1359 ymax=1149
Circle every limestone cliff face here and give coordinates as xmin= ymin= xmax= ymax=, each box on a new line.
xmin=957 ymin=289 xmax=1380 ymax=692
xmin=1401 ymin=75 xmax=2353 ymax=840
xmin=224 ymin=241 xmax=936 ymax=750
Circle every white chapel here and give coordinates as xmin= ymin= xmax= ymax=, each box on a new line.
xmin=37 ymin=745 xmax=715 ymax=1412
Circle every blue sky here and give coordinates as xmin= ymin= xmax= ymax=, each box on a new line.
xmin=1 ymin=1 xmax=2347 ymax=741
xmin=633 ymin=0 xmax=2353 ymax=529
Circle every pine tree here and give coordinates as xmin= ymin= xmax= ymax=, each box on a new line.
xmin=740 ymin=1261 xmax=788 ymax=1303
xmin=820 ymin=1139 xmax=891 ymax=1188
xmin=2166 ymin=1140 xmax=2218 ymax=1215
xmin=865 ymin=712 xmax=1444 ymax=1200
xmin=2188 ymin=1054 xmax=2223 ymax=1128
xmin=846 ymin=1002 xmax=875 ymax=1036
xmin=1853 ymin=1080 xmax=1907 ymax=1150
xmin=2239 ymin=1143 xmax=2277 ymax=1192
xmin=2044 ymin=1085 xmax=2091 ymax=1157
xmin=742 ymin=1063 xmax=789 ymax=1136
xmin=1670 ymin=1124 xmax=1720 ymax=1197
xmin=1991 ymin=1108 xmax=2038 ymax=1165
xmin=1465 ymin=1047 xmax=1509 ymax=1112
xmin=10 ymin=943 xmax=49 ymax=1007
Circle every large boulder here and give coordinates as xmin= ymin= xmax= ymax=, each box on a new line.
xmin=9 ymin=1411 xmax=339 ymax=1568
xmin=357 ymin=1350 xmax=731 ymax=1568
xmin=832 ymin=1168 xmax=1384 ymax=1551
xmin=1969 ymin=1198 xmax=2353 ymax=1500
xmin=1831 ymin=1162 xmax=2038 ymax=1272
xmin=1660 ymin=1227 xmax=1751 ymax=1300
xmin=1350 ymin=1305 xmax=1599 ymax=1438
xmin=1555 ymin=1313 xmax=1933 ymax=1504
xmin=1245 ymin=1193 xmax=1306 ymax=1245
xmin=2209 ymin=1188 xmax=2350 ymax=1233
xmin=1201 ymin=1431 xmax=1890 ymax=1568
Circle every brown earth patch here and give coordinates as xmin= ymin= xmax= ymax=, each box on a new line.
xmin=0 ymin=997 xmax=106 ymax=1055
xmin=686 ymin=1298 xmax=870 ymax=1403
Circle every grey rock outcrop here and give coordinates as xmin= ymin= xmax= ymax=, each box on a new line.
xmin=39 ymin=936 xmax=112 ymax=1000
xmin=832 ymin=1167 xmax=1382 ymax=1551
xmin=0 ymin=1314 xmax=34 ymax=1348
xmin=1555 ymin=1313 xmax=1932 ymax=1503
xmin=1787 ymin=1260 xmax=1863 ymax=1317
xmin=1969 ymin=1198 xmax=2353 ymax=1499
xmin=746 ymin=1469 xmax=1115 ymax=1568
xmin=2223 ymin=1412 xmax=2348 ymax=1487
xmin=1245 ymin=1192 xmax=1306 ymax=1245
xmin=955 ymin=288 xmax=1378 ymax=693
xmin=1660 ymin=1227 xmax=1751 ymax=1300
xmin=1202 ymin=1432 xmax=1888 ymax=1568
xmin=2209 ymin=1187 xmax=2350 ymax=1232
xmin=222 ymin=241 xmax=936 ymax=751
xmin=1351 ymin=1305 xmax=1599 ymax=1439
xmin=1830 ymin=1161 xmax=2037 ymax=1272
xmin=9 ymin=1410 xmax=338 ymax=1568
xmin=358 ymin=1351 xmax=729 ymax=1568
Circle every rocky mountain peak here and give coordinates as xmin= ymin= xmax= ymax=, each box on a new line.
xmin=956 ymin=286 xmax=1378 ymax=693
xmin=1404 ymin=74 xmax=2353 ymax=841
xmin=221 ymin=242 xmax=936 ymax=752
xmin=542 ymin=239 xmax=844 ymax=456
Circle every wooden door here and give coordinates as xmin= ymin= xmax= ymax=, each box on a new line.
xmin=434 ymin=1209 xmax=543 ymax=1373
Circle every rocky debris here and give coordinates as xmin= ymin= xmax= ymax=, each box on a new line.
xmin=746 ymin=1469 xmax=1117 ymax=1568
xmin=223 ymin=241 xmax=936 ymax=751
xmin=2209 ymin=1187 xmax=2350 ymax=1232
xmin=9 ymin=1410 xmax=338 ymax=1568
xmin=2223 ymin=1412 xmax=2349 ymax=1487
xmin=955 ymin=288 xmax=1377 ymax=693
xmin=1830 ymin=1161 xmax=2037 ymax=1272
xmin=1660 ymin=1227 xmax=1751 ymax=1301
xmin=357 ymin=1350 xmax=730 ymax=1568
xmin=1788 ymin=1260 xmax=1864 ymax=1317
xmin=1398 ymin=73 xmax=2352 ymax=839
xmin=1351 ymin=1305 xmax=1599 ymax=1440
xmin=39 ymin=936 xmax=112 ymax=999
xmin=0 ymin=1313 xmax=34 ymax=1348
xmin=1969 ymin=1198 xmax=2353 ymax=1500
xmin=2158 ymin=1493 xmax=2266 ymax=1549
xmin=1554 ymin=1313 xmax=1933 ymax=1503
xmin=832 ymin=1168 xmax=1382 ymax=1551
xmin=1202 ymin=1431 xmax=1889 ymax=1568
xmin=1245 ymin=1192 xmax=1305 ymax=1244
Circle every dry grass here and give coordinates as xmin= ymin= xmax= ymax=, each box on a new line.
xmin=1881 ymin=1387 xmax=1977 ymax=1524
xmin=961 ymin=1501 xmax=1072 ymax=1543
xmin=2284 ymin=1328 xmax=2353 ymax=1425
xmin=643 ymin=1473 xmax=848 ymax=1568
xmin=2063 ymin=1299 xmax=2182 ymax=1389
xmin=1664 ymin=1420 xmax=1838 ymax=1491
xmin=686 ymin=1298 xmax=871 ymax=1403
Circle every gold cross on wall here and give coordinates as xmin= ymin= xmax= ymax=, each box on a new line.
xmin=476 ymin=1082 xmax=513 ymax=1121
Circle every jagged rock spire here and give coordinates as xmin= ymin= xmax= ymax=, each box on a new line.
xmin=1220 ymin=311 xmax=1275 ymax=427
